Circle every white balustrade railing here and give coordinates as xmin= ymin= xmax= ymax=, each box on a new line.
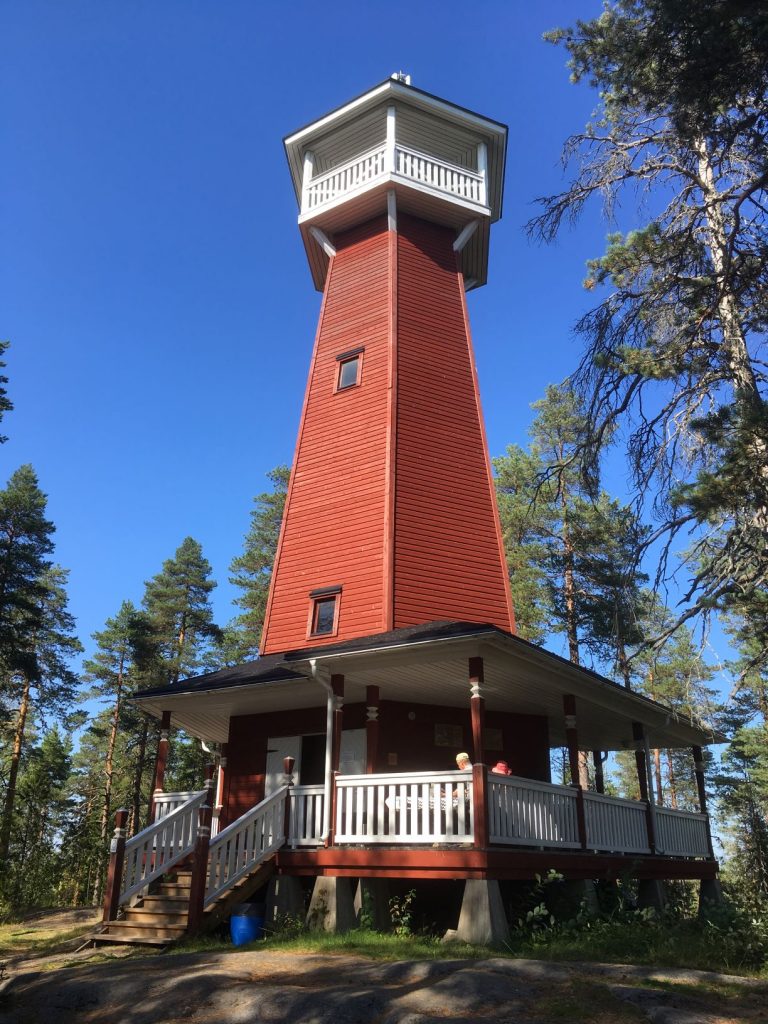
xmin=489 ymin=775 xmax=581 ymax=848
xmin=304 ymin=145 xmax=388 ymax=211
xmin=335 ymin=771 xmax=473 ymax=844
xmin=655 ymin=807 xmax=710 ymax=857
xmin=154 ymin=791 xmax=199 ymax=821
xmin=583 ymin=791 xmax=651 ymax=854
xmin=289 ymin=785 xmax=325 ymax=847
xmin=204 ymin=787 xmax=287 ymax=906
xmin=302 ymin=142 xmax=487 ymax=215
xmin=395 ymin=144 xmax=484 ymax=204
xmin=120 ymin=789 xmax=206 ymax=905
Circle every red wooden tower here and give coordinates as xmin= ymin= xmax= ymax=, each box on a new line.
xmin=261 ymin=76 xmax=514 ymax=654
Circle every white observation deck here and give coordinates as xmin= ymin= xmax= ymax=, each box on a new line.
xmin=284 ymin=77 xmax=508 ymax=291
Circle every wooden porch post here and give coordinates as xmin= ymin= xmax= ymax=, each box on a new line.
xmin=328 ymin=674 xmax=344 ymax=846
xmin=468 ymin=657 xmax=485 ymax=765
xmin=692 ymin=745 xmax=715 ymax=858
xmin=366 ymin=685 xmax=380 ymax=773
xmin=563 ymin=695 xmax=587 ymax=849
xmin=186 ymin=765 xmax=215 ymax=935
xmin=102 ymin=808 xmax=129 ymax=923
xmin=632 ymin=722 xmax=658 ymax=853
xmin=149 ymin=710 xmax=172 ymax=823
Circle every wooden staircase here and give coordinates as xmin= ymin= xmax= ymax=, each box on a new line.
xmin=93 ymin=857 xmax=277 ymax=948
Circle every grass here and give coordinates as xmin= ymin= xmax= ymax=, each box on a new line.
xmin=172 ymin=927 xmax=484 ymax=961
xmin=0 ymin=920 xmax=96 ymax=961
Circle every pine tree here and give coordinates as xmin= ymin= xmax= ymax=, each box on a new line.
xmin=227 ymin=465 xmax=289 ymax=661
xmin=0 ymin=565 xmax=81 ymax=867
xmin=143 ymin=537 xmax=221 ymax=684
xmin=0 ymin=341 xmax=13 ymax=444
xmin=82 ymin=601 xmax=156 ymax=898
xmin=532 ymin=1 xmax=768 ymax=655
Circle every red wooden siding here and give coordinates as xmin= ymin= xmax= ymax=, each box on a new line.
xmin=260 ymin=217 xmax=393 ymax=654
xmin=392 ymin=214 xmax=514 ymax=630
xmin=260 ymin=211 xmax=514 ymax=654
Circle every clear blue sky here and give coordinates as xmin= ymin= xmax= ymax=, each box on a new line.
xmin=2 ymin=1 xmax=725 ymax=683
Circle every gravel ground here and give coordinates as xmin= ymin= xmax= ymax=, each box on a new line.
xmin=1 ymin=948 xmax=766 ymax=1024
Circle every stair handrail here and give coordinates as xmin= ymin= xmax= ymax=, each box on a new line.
xmin=204 ymin=786 xmax=287 ymax=907
xmin=119 ymin=788 xmax=207 ymax=906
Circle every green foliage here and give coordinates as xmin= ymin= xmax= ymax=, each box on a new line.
xmin=389 ymin=888 xmax=416 ymax=938
xmin=227 ymin=465 xmax=289 ymax=662
xmin=534 ymin=0 xmax=768 ymax=660
xmin=0 ymin=341 xmax=12 ymax=444
xmin=143 ymin=537 xmax=221 ymax=684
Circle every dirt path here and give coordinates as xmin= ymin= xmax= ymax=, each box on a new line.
xmin=1 ymin=948 xmax=766 ymax=1024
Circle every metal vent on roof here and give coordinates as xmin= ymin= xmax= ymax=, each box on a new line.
xmin=391 ymin=71 xmax=412 ymax=85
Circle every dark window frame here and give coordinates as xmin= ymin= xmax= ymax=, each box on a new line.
xmin=307 ymin=585 xmax=342 ymax=638
xmin=334 ymin=347 xmax=365 ymax=393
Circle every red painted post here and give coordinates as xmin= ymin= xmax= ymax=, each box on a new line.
xmin=633 ymin=722 xmax=657 ymax=853
xmin=468 ymin=657 xmax=485 ymax=765
xmin=471 ymin=762 xmax=489 ymax=850
xmin=186 ymin=766 xmax=215 ymax=935
xmin=366 ymin=685 xmax=380 ymax=773
xmin=692 ymin=745 xmax=715 ymax=858
xmin=283 ymin=755 xmax=295 ymax=846
xmin=102 ymin=808 xmax=129 ymax=923
xmin=563 ymin=695 xmax=588 ymax=849
xmin=149 ymin=710 xmax=172 ymax=823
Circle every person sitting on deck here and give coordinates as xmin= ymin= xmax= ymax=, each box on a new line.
xmin=453 ymin=752 xmax=472 ymax=799
xmin=491 ymin=760 xmax=512 ymax=776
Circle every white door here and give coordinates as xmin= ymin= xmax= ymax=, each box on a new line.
xmin=339 ymin=728 xmax=367 ymax=775
xmin=265 ymin=735 xmax=302 ymax=796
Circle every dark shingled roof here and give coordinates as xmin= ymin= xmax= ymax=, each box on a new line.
xmin=131 ymin=621 xmax=497 ymax=701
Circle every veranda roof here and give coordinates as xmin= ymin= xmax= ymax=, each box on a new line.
xmin=132 ymin=621 xmax=723 ymax=751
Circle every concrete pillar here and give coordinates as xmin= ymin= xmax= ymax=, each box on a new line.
xmin=306 ymin=876 xmax=357 ymax=933
xmin=354 ymin=878 xmax=392 ymax=931
xmin=455 ymin=879 xmax=509 ymax=945
xmin=637 ymin=878 xmax=666 ymax=912
xmin=265 ymin=875 xmax=305 ymax=927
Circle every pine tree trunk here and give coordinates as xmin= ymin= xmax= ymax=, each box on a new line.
xmin=131 ymin=719 xmax=149 ymax=835
xmin=0 ymin=674 xmax=31 ymax=863
xmin=616 ymin=634 xmax=632 ymax=690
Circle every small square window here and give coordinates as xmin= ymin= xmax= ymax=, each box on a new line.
xmin=335 ymin=346 xmax=364 ymax=392
xmin=308 ymin=586 xmax=342 ymax=638
xmin=337 ymin=355 xmax=360 ymax=390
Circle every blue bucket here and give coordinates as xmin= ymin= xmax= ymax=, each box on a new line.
xmin=230 ymin=903 xmax=265 ymax=946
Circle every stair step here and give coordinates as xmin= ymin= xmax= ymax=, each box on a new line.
xmin=140 ymin=896 xmax=189 ymax=912
xmin=93 ymin=932 xmax=171 ymax=947
xmin=103 ymin=922 xmax=187 ymax=941
xmin=123 ymin=909 xmax=188 ymax=925
xmin=155 ymin=883 xmax=191 ymax=896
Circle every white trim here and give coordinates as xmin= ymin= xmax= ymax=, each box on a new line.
xmin=477 ymin=141 xmax=488 ymax=207
xmin=453 ymin=219 xmax=480 ymax=253
xmin=386 ymin=105 xmax=396 ymax=173
xmin=301 ymin=151 xmax=314 ymax=212
xmin=387 ymin=189 xmax=397 ymax=232
xmin=309 ymin=226 xmax=337 ymax=258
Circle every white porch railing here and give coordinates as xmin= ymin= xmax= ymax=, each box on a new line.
xmin=120 ymin=789 xmax=206 ymax=905
xmin=302 ymin=143 xmax=487 ymax=215
xmin=153 ymin=791 xmax=199 ymax=821
xmin=304 ymin=145 xmax=388 ymax=211
xmin=334 ymin=771 xmax=473 ymax=844
xmin=289 ymin=784 xmax=325 ymax=847
xmin=583 ymin=791 xmax=651 ymax=854
xmin=656 ymin=807 xmax=710 ymax=856
xmin=489 ymin=775 xmax=581 ymax=848
xmin=204 ymin=786 xmax=287 ymax=907
xmin=395 ymin=144 xmax=484 ymax=203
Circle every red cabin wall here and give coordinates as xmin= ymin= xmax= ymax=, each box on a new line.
xmin=223 ymin=702 xmax=549 ymax=823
